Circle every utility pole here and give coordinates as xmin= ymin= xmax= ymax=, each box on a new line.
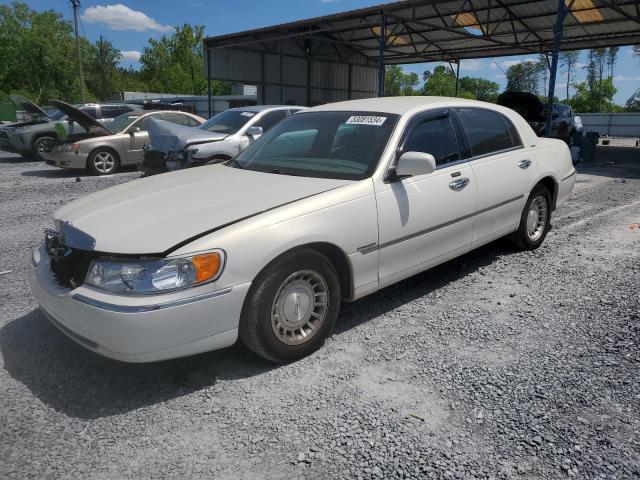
xmin=100 ymin=35 xmax=106 ymax=100
xmin=71 ymin=0 xmax=86 ymax=102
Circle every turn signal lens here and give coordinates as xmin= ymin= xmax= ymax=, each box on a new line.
xmin=193 ymin=252 xmax=222 ymax=283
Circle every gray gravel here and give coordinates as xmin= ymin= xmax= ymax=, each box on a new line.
xmin=1 ymin=152 xmax=639 ymax=480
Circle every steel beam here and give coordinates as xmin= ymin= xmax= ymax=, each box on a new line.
xmin=545 ymin=0 xmax=570 ymax=137
xmin=378 ymin=13 xmax=386 ymax=97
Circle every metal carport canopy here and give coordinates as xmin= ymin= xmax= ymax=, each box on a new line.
xmin=203 ymin=0 xmax=640 ymax=113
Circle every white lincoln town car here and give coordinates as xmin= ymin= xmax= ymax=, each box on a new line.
xmin=29 ymin=97 xmax=576 ymax=363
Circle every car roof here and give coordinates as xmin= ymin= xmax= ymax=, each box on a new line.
xmin=227 ymin=105 xmax=304 ymax=113
xmin=308 ymin=96 xmax=504 ymax=115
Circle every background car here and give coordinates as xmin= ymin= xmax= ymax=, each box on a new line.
xmin=5 ymin=101 xmax=138 ymax=160
xmin=0 ymin=95 xmax=64 ymax=152
xmin=42 ymin=100 xmax=204 ymax=175
xmin=497 ymin=92 xmax=583 ymax=145
xmin=139 ymin=105 xmax=304 ymax=176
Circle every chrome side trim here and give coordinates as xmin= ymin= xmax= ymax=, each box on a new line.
xmin=561 ymin=170 xmax=577 ymax=182
xmin=360 ymin=195 xmax=524 ymax=254
xmin=72 ymin=287 xmax=233 ymax=313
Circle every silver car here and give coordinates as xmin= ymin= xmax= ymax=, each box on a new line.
xmin=5 ymin=99 xmax=137 ymax=160
xmin=139 ymin=105 xmax=304 ymax=176
xmin=42 ymin=100 xmax=204 ymax=175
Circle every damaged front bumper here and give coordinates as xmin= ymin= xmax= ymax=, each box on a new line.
xmin=29 ymin=243 xmax=251 ymax=362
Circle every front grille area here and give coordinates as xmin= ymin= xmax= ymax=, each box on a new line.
xmin=45 ymin=231 xmax=97 ymax=288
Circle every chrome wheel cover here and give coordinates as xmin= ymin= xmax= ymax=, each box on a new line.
xmin=94 ymin=151 xmax=116 ymax=173
xmin=526 ymin=195 xmax=548 ymax=242
xmin=271 ymin=270 xmax=329 ymax=346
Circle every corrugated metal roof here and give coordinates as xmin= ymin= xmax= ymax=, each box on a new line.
xmin=204 ymin=0 xmax=640 ymax=64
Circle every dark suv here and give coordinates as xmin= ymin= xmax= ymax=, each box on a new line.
xmin=497 ymin=92 xmax=583 ymax=145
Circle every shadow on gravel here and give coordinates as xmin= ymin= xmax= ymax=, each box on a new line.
xmin=577 ymin=161 xmax=640 ymax=180
xmin=0 ymin=242 xmax=508 ymax=420
xmin=0 ymin=309 xmax=275 ymax=420
xmin=20 ymin=166 xmax=138 ymax=178
xmin=336 ymin=242 xmax=505 ymax=335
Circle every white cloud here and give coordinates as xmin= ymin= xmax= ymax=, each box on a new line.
xmin=614 ymin=75 xmax=640 ymax=81
xmin=120 ymin=50 xmax=141 ymax=62
xmin=502 ymin=60 xmax=522 ymax=68
xmin=82 ymin=4 xmax=173 ymax=33
xmin=459 ymin=59 xmax=484 ymax=71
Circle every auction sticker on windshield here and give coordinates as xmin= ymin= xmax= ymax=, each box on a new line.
xmin=345 ymin=115 xmax=387 ymax=126
xmin=241 ymin=112 xmax=255 ymax=117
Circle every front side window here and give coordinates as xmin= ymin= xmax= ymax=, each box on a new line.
xmin=101 ymin=106 xmax=125 ymax=119
xmin=228 ymin=111 xmax=399 ymax=180
xmin=254 ymin=110 xmax=288 ymax=132
xmin=80 ymin=106 xmax=98 ymax=119
xmin=456 ymin=108 xmax=518 ymax=157
xmin=200 ymin=110 xmax=257 ymax=135
xmin=402 ymin=116 xmax=460 ymax=166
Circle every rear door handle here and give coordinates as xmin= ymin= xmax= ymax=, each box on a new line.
xmin=449 ymin=177 xmax=470 ymax=191
xmin=518 ymin=159 xmax=532 ymax=169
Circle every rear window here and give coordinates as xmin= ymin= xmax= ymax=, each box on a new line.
xmin=200 ymin=110 xmax=257 ymax=135
xmin=456 ymin=108 xmax=520 ymax=157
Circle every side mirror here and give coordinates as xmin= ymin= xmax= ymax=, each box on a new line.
xmin=393 ymin=151 xmax=437 ymax=179
xmin=246 ymin=126 xmax=263 ymax=137
xmin=131 ymin=126 xmax=142 ymax=133
xmin=552 ymin=113 xmax=559 ymax=119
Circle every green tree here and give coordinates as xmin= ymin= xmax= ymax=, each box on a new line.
xmin=568 ymin=78 xmax=617 ymax=112
xmin=0 ymin=1 xmax=84 ymax=102
xmin=140 ymin=24 xmax=229 ymax=96
xmin=458 ymin=77 xmax=499 ymax=102
xmin=505 ymin=61 xmax=540 ymax=94
xmin=560 ymin=51 xmax=580 ymax=100
xmin=384 ymin=65 xmax=419 ymax=96
xmin=84 ymin=38 xmax=122 ymax=101
xmin=422 ymin=65 xmax=456 ymax=96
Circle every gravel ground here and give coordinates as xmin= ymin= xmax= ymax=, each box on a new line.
xmin=0 ymin=152 xmax=639 ymax=480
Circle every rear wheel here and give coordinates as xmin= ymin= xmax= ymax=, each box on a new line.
xmin=32 ymin=136 xmax=55 ymax=161
xmin=512 ymin=185 xmax=552 ymax=250
xmin=88 ymin=148 xmax=119 ymax=175
xmin=239 ymin=249 xmax=341 ymax=363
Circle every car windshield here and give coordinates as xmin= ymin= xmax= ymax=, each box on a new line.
xmin=227 ymin=111 xmax=399 ymax=181
xmin=200 ymin=110 xmax=257 ymax=135
xmin=108 ymin=113 xmax=141 ymax=132
xmin=45 ymin=109 xmax=65 ymax=120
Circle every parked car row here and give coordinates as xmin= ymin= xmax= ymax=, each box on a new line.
xmin=28 ymin=96 xmax=576 ymax=363
xmin=1 ymin=96 xmax=138 ymax=160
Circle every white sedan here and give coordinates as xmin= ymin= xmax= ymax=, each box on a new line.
xmin=29 ymin=97 xmax=576 ymax=363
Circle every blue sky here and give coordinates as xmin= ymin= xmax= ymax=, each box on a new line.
xmin=12 ymin=0 xmax=640 ymax=104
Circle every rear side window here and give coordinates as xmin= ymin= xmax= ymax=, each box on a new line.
xmin=163 ymin=112 xmax=192 ymax=126
xmin=402 ymin=116 xmax=460 ymax=166
xmin=456 ymin=108 xmax=519 ymax=157
xmin=81 ymin=106 xmax=98 ymax=118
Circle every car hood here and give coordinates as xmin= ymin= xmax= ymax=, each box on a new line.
xmin=10 ymin=95 xmax=50 ymax=119
xmin=147 ymin=117 xmax=228 ymax=153
xmin=497 ymin=92 xmax=545 ymax=123
xmin=53 ymin=164 xmax=350 ymax=254
xmin=49 ymin=99 xmax=113 ymax=136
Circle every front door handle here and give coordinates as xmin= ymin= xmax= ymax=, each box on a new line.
xmin=518 ymin=159 xmax=532 ymax=169
xmin=449 ymin=177 xmax=470 ymax=191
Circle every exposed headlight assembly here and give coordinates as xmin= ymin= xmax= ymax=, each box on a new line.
xmin=85 ymin=250 xmax=225 ymax=294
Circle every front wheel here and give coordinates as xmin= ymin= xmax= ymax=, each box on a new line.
xmin=239 ymin=249 xmax=341 ymax=363
xmin=88 ymin=148 xmax=119 ymax=175
xmin=512 ymin=185 xmax=552 ymax=250
xmin=32 ymin=136 xmax=56 ymax=161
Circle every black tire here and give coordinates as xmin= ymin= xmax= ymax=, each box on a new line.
xmin=512 ymin=185 xmax=552 ymax=251
xmin=87 ymin=148 xmax=119 ymax=176
xmin=239 ymin=248 xmax=341 ymax=363
xmin=32 ymin=135 xmax=56 ymax=161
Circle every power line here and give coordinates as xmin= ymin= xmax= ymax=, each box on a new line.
xmin=70 ymin=0 xmax=86 ymax=102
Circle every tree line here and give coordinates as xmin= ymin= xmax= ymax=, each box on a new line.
xmin=385 ymin=47 xmax=640 ymax=112
xmin=0 ymin=1 xmax=229 ymax=105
